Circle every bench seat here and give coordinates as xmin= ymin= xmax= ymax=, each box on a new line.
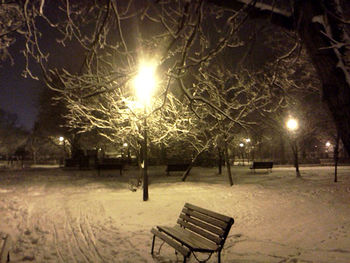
xmin=157 ymin=225 xmax=219 ymax=252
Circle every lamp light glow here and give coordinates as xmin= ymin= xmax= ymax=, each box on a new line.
xmin=286 ymin=118 xmax=299 ymax=131
xmin=134 ymin=62 xmax=157 ymax=107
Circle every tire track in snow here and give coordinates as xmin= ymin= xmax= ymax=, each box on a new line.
xmin=65 ymin=209 xmax=93 ymax=263
xmin=53 ymin=223 xmax=65 ymax=263
xmin=61 ymin=214 xmax=78 ymax=263
xmin=77 ymin=207 xmax=104 ymax=263
xmin=81 ymin=212 xmax=105 ymax=262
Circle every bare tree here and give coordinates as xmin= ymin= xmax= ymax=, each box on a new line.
xmin=209 ymin=0 xmax=350 ymax=156
xmin=0 ymin=108 xmax=28 ymax=165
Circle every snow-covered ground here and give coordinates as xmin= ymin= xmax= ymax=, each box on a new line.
xmin=0 ymin=165 xmax=350 ymax=262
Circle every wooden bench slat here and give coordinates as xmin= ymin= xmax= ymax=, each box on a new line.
xmin=0 ymin=234 xmax=11 ymax=263
xmin=158 ymin=226 xmax=218 ymax=252
xmin=182 ymin=207 xmax=228 ymax=229
xmin=179 ymin=214 xmax=225 ymax=236
xmin=151 ymin=228 xmax=190 ymax=257
xmin=185 ymin=203 xmax=233 ymax=223
xmin=177 ymin=219 xmax=222 ymax=245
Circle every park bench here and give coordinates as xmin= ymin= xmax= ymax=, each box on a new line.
xmin=165 ymin=163 xmax=190 ymax=176
xmin=250 ymin=161 xmax=273 ymax=173
xmin=96 ymin=158 xmax=124 ymax=176
xmin=151 ymin=203 xmax=234 ymax=263
xmin=0 ymin=234 xmax=11 ymax=263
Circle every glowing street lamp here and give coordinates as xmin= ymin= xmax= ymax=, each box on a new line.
xmin=134 ymin=61 xmax=157 ymax=201
xmin=286 ymin=118 xmax=299 ymax=132
xmin=134 ymin=62 xmax=157 ymax=107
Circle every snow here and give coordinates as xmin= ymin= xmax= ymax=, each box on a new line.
xmin=311 ymin=15 xmax=324 ymax=25
xmin=1 ymin=165 xmax=350 ymax=262
xmin=235 ymin=0 xmax=291 ymax=17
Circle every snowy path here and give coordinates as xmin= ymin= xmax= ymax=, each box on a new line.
xmin=0 ymin=166 xmax=350 ymax=262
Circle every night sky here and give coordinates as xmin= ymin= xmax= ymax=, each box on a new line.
xmin=0 ymin=43 xmax=41 ymax=130
xmin=0 ymin=19 xmax=84 ymax=130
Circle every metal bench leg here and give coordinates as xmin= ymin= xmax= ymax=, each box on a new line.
xmin=183 ymin=255 xmax=187 ymax=263
xmin=151 ymin=235 xmax=156 ymax=255
xmin=218 ymin=251 xmax=221 ymax=263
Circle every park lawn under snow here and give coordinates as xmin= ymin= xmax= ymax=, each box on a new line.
xmin=0 ymin=165 xmax=350 ymax=263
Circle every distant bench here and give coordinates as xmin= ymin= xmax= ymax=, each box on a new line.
xmin=96 ymin=159 xmax=124 ymax=176
xmin=250 ymin=161 xmax=273 ymax=173
xmin=151 ymin=203 xmax=234 ymax=263
xmin=165 ymin=163 xmax=190 ymax=176
xmin=1 ymin=234 xmax=12 ymax=263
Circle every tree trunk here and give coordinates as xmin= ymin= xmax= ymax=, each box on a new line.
xmin=279 ymin=134 xmax=286 ymax=164
xmin=218 ymin=148 xmax=223 ymax=175
xmin=224 ymin=141 xmax=234 ymax=186
xmin=334 ymin=132 xmax=340 ymax=183
xmin=143 ymin=115 xmax=148 ymax=201
xmin=181 ymin=149 xmax=205 ymax=181
xmin=291 ymin=139 xmax=301 ymax=177
xmin=136 ymin=146 xmax=143 ymax=187
xmin=33 ymin=150 xmax=37 ymax=165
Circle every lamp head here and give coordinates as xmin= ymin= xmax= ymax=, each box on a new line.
xmin=286 ymin=118 xmax=298 ymax=131
xmin=134 ymin=61 xmax=157 ymax=107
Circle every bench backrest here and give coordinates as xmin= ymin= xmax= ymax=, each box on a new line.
xmin=252 ymin=161 xmax=273 ymax=168
xmin=177 ymin=203 xmax=234 ymax=249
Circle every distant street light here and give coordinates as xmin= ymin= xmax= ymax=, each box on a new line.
xmin=286 ymin=117 xmax=300 ymax=177
xmin=325 ymin=141 xmax=331 ymax=147
xmin=134 ymin=61 xmax=157 ymax=201
xmin=239 ymin=143 xmax=244 ymax=147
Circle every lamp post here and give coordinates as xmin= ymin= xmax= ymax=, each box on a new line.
xmin=59 ymin=136 xmax=65 ymax=166
xmin=286 ymin=117 xmax=301 ymax=177
xmin=134 ymin=62 xmax=157 ymax=201
xmin=239 ymin=143 xmax=244 ymax=165
xmin=245 ymin=138 xmax=251 ymax=164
